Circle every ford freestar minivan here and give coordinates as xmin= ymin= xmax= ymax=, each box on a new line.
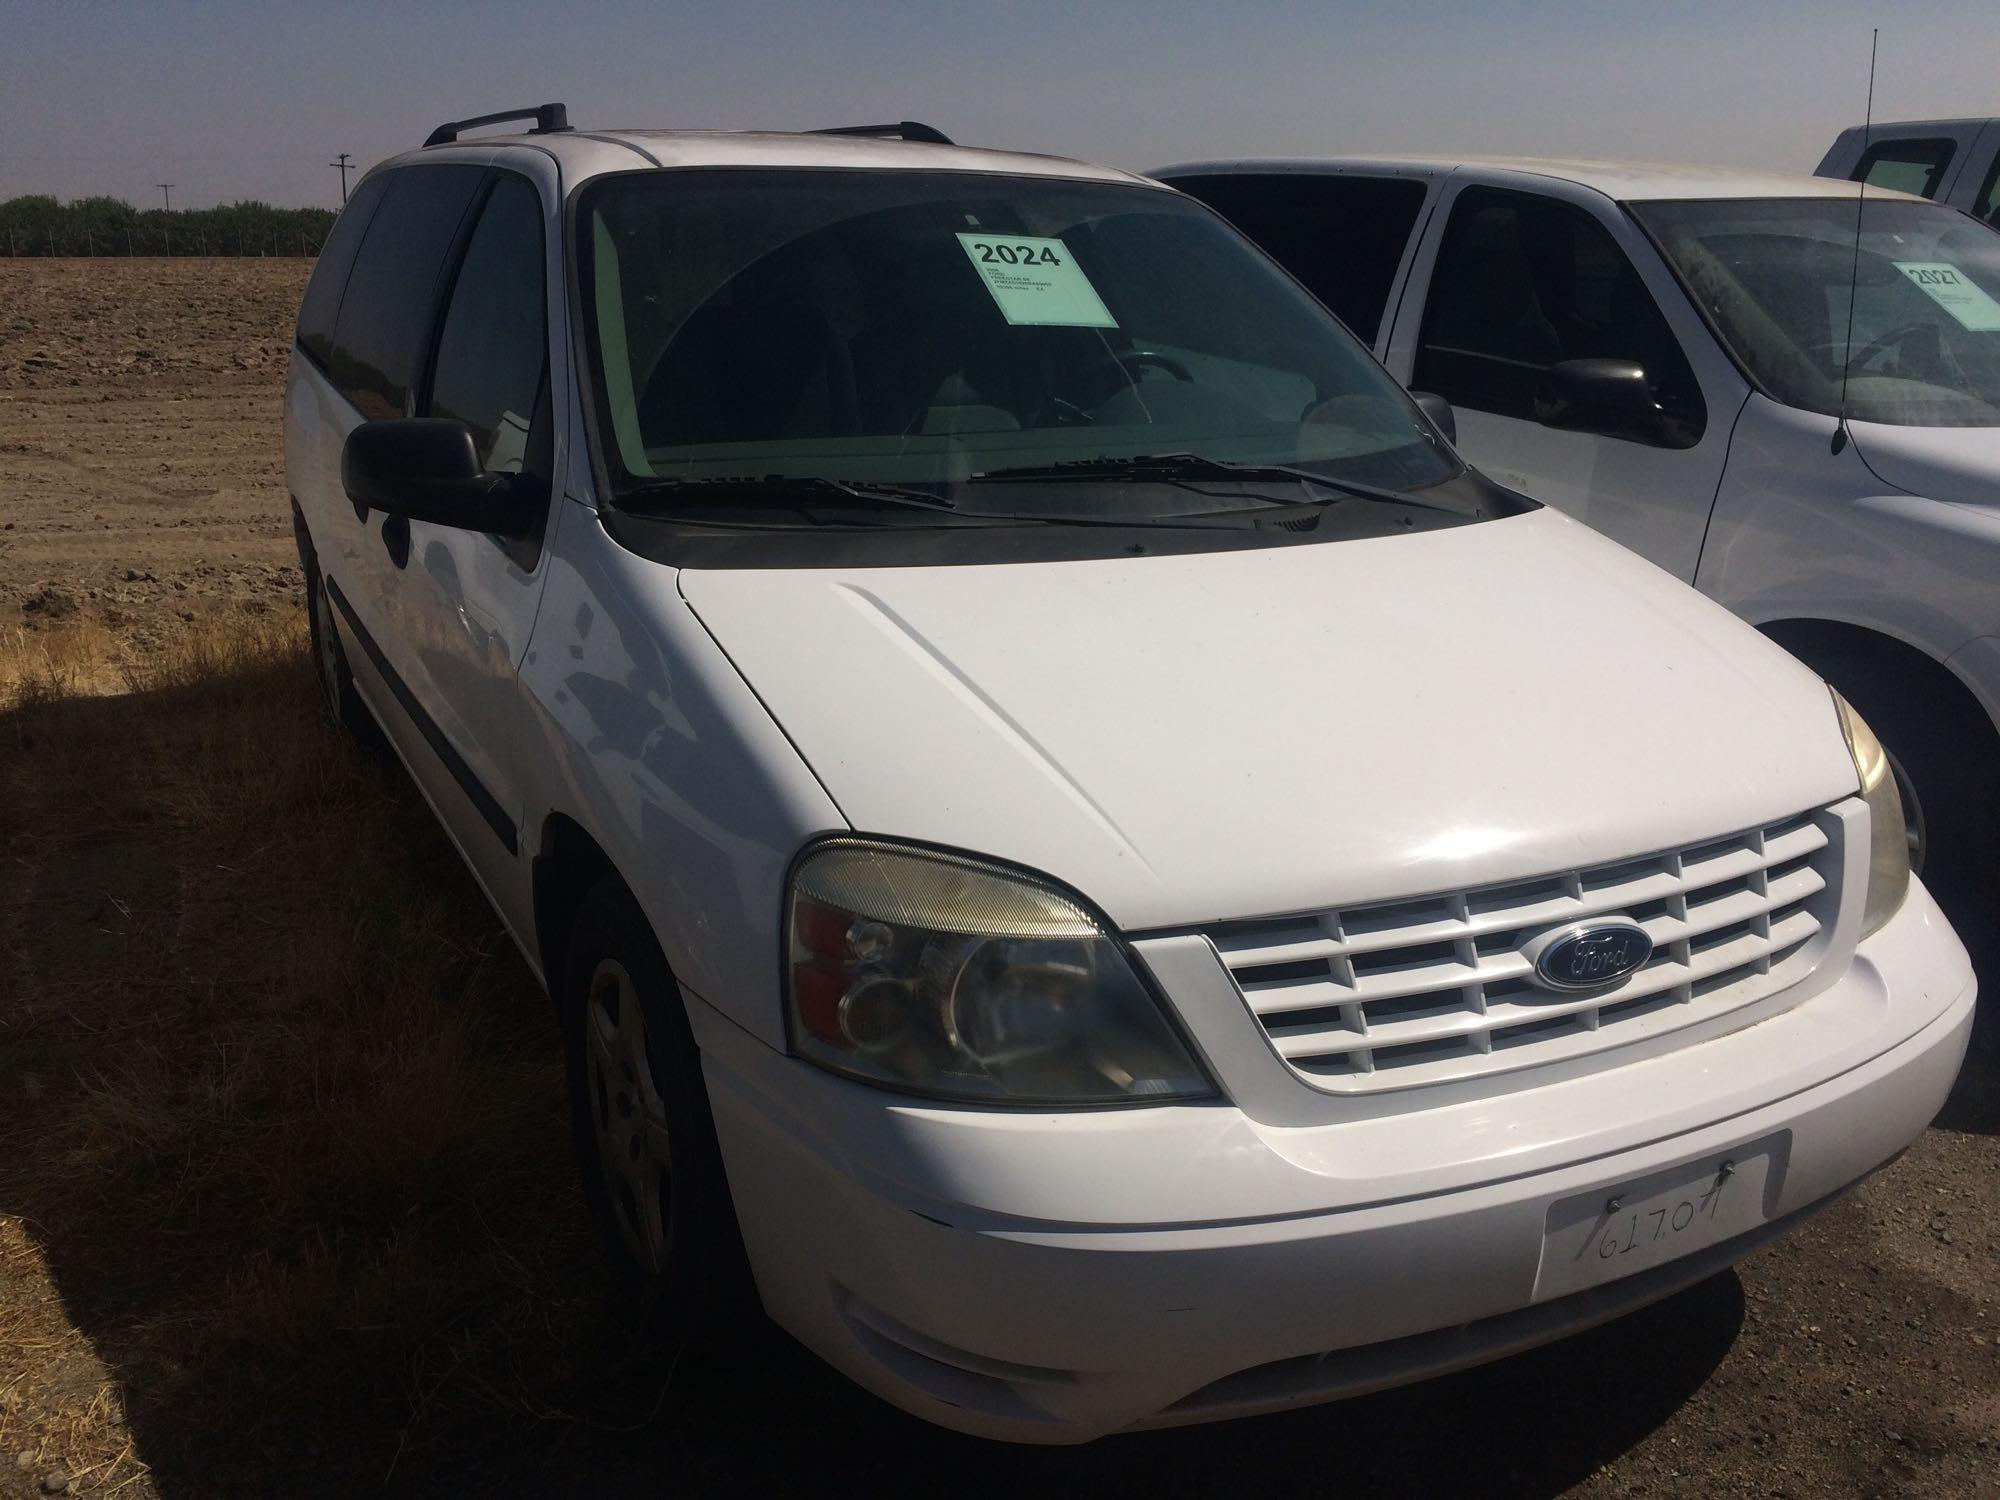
xmin=284 ymin=108 xmax=1975 ymax=1442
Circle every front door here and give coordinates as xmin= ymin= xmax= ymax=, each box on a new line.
xmin=378 ymin=169 xmax=557 ymax=930
xmin=309 ymin=161 xmax=558 ymax=933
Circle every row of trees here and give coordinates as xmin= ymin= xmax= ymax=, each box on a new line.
xmin=0 ymin=195 xmax=338 ymax=257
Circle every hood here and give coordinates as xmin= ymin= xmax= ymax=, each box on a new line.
xmin=682 ymin=509 xmax=1859 ymax=929
xmin=1850 ymin=420 xmax=2000 ymax=510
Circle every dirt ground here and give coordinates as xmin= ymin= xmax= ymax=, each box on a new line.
xmin=0 ymin=258 xmax=1996 ymax=1498
xmin=0 ymin=258 xmax=305 ymax=655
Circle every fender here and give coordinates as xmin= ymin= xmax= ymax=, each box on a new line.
xmin=512 ymin=499 xmax=848 ymax=1051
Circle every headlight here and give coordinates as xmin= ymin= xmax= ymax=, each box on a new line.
xmin=785 ymin=840 xmax=1212 ymax=1105
xmin=1832 ymin=690 xmax=1910 ymax=939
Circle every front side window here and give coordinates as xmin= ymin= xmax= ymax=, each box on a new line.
xmin=1413 ymin=187 xmax=1705 ymax=446
xmin=1853 ymin=138 xmax=1956 ymax=199
xmin=424 ymin=176 xmax=547 ymax=473
xmin=1168 ymin=173 xmax=1429 ymax=343
xmin=575 ymin=168 xmax=1467 ymax=532
xmin=1634 ymin=196 xmax=2000 ymax=427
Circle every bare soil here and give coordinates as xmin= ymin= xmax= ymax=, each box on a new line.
xmin=0 ymin=259 xmax=306 ymax=656
xmin=0 ymin=259 xmax=1996 ymax=1499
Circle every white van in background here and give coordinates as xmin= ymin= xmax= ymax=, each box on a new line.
xmin=1816 ymin=118 xmax=2000 ymax=227
xmin=1160 ymin=156 xmax=2000 ymax=953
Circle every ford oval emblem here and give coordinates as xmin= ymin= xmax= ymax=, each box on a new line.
xmin=1524 ymin=920 xmax=1654 ymax=993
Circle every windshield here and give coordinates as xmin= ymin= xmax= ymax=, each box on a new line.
xmin=574 ymin=168 xmax=1458 ymax=525
xmin=1634 ymin=196 xmax=2000 ymax=427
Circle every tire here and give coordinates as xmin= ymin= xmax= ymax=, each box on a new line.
xmin=303 ymin=558 xmax=380 ymax=746
xmin=560 ymin=878 xmax=749 ymax=1337
xmin=1826 ymin=659 xmax=2000 ymax=970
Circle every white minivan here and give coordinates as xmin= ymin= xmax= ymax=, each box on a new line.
xmin=285 ymin=110 xmax=1974 ymax=1442
xmin=1817 ymin=117 xmax=2000 ymax=227
xmin=1158 ymin=157 xmax=2000 ymax=951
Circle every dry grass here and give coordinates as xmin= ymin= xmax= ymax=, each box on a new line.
xmin=0 ymin=620 xmax=127 ymax=705
xmin=0 ymin=611 xmax=615 ymax=1495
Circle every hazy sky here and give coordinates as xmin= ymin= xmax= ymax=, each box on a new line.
xmin=1 ymin=0 xmax=1993 ymax=208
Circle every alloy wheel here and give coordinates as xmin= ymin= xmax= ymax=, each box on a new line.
xmin=312 ymin=580 xmax=342 ymax=712
xmin=584 ymin=957 xmax=675 ymax=1275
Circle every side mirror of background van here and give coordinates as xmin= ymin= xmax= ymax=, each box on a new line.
xmin=1534 ymin=359 xmax=1665 ymax=443
xmin=341 ymin=419 xmax=540 ymax=537
xmin=1409 ymin=390 xmax=1456 ymax=445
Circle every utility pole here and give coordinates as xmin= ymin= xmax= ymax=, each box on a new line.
xmin=329 ymin=152 xmax=354 ymax=204
xmin=157 ymin=183 xmax=174 ymax=211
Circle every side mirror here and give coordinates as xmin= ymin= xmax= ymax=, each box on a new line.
xmin=341 ymin=418 xmax=539 ymax=537
xmin=1534 ymin=358 xmax=1663 ymax=441
xmin=1409 ymin=390 xmax=1456 ymax=445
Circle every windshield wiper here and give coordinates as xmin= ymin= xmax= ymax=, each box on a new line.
xmin=619 ymin=473 xmax=961 ymax=513
xmin=617 ymin=472 xmax=1257 ymax=531
xmin=972 ymin=451 xmax=1461 ymax=513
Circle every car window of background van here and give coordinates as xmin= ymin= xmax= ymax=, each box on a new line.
xmin=1854 ymin=137 xmax=1957 ymax=197
xmin=1168 ymin=173 xmax=1429 ymax=344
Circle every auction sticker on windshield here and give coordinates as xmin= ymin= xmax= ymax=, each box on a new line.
xmin=1534 ymin=1137 xmax=1784 ymax=1301
xmin=957 ymin=233 xmax=1118 ymax=328
xmin=1892 ymin=261 xmax=2000 ymax=332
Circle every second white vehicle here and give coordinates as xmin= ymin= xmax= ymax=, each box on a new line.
xmin=1816 ymin=116 xmax=2000 ymax=226
xmin=285 ymin=113 xmax=1973 ymax=1441
xmin=1159 ymin=156 xmax=2000 ymax=948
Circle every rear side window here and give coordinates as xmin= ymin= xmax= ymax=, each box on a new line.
xmin=1413 ymin=186 xmax=1705 ymax=446
xmin=423 ymin=176 xmax=547 ymax=473
xmin=1853 ymin=138 xmax=1956 ymax=198
xmin=1171 ymin=173 xmax=1427 ymax=344
xmin=327 ymin=164 xmax=486 ymax=418
xmin=295 ymin=174 xmax=389 ymax=366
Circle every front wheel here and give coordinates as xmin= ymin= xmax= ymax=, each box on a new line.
xmin=561 ymin=879 xmax=747 ymax=1334
xmin=303 ymin=559 xmax=379 ymax=745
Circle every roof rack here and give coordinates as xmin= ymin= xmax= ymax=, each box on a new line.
xmin=424 ymin=103 xmax=571 ymax=148
xmin=809 ymin=121 xmax=954 ymax=146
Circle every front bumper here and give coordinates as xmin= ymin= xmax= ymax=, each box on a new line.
xmin=695 ymin=880 xmax=1973 ymax=1442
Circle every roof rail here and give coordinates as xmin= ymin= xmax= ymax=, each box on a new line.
xmin=424 ymin=103 xmax=571 ymax=148
xmin=809 ymin=121 xmax=954 ymax=146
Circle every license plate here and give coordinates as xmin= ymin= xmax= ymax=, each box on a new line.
xmin=1535 ymin=1136 xmax=1784 ymax=1301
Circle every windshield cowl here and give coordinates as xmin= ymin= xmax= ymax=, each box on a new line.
xmin=598 ymin=464 xmax=1533 ymax=570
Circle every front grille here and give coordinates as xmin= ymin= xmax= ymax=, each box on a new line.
xmin=1207 ymin=810 xmax=1839 ymax=1092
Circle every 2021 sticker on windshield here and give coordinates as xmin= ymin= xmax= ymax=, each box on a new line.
xmin=956 ymin=233 xmax=1118 ymax=328
xmin=1892 ymin=261 xmax=2000 ymax=332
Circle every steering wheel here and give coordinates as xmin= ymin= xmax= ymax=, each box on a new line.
xmin=1812 ymin=321 xmax=1939 ymax=378
xmin=1032 ymin=350 xmax=1197 ymax=428
xmin=1116 ymin=350 xmax=1196 ymax=383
